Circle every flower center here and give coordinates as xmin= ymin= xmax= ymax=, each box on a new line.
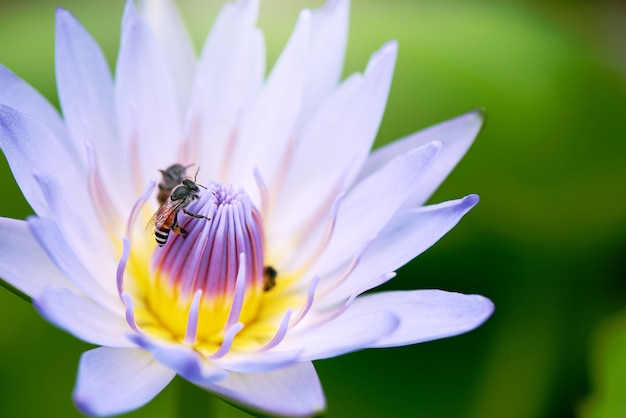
xmin=123 ymin=180 xmax=294 ymax=354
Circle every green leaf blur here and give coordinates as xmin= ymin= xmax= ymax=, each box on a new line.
xmin=1 ymin=0 xmax=625 ymax=417
xmin=582 ymin=311 xmax=626 ymax=418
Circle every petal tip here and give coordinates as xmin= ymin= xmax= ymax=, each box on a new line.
xmin=429 ymin=139 xmax=444 ymax=153
xmin=474 ymin=107 xmax=487 ymax=119
xmin=72 ymin=392 xmax=96 ymax=417
xmin=465 ymin=193 xmax=480 ymax=207
xmin=453 ymin=108 xmax=487 ymax=134
xmin=366 ymin=40 xmax=398 ymax=75
xmin=55 ymin=7 xmax=69 ymax=17
xmin=472 ymin=294 xmax=495 ymax=324
xmin=469 ymin=107 xmax=488 ymax=132
xmin=325 ymin=0 xmax=349 ymax=13
xmin=381 ymin=39 xmax=399 ymax=56
xmin=299 ymin=8 xmax=313 ymax=20
xmin=55 ymin=7 xmax=77 ymax=28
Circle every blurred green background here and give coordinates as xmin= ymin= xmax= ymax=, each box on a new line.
xmin=1 ymin=0 xmax=626 ymax=417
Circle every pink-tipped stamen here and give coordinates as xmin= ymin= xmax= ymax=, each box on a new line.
xmin=184 ymin=289 xmax=204 ymax=345
xmin=224 ymin=253 xmax=247 ymax=330
xmin=178 ymin=112 xmax=201 ymax=165
xmin=313 ymin=272 xmax=396 ymax=327
xmin=289 ymin=275 xmax=320 ymax=327
xmin=219 ymin=126 xmax=239 ymax=180
xmin=289 ymin=192 xmax=345 ymax=276
xmin=253 ymin=167 xmax=269 ymax=218
xmin=127 ymin=181 xmax=156 ymax=236
xmin=210 ymin=323 xmax=244 ymax=359
xmin=116 ymin=236 xmax=131 ymax=295
xmin=85 ymin=140 xmax=122 ymax=232
xmin=318 ymin=234 xmax=377 ymax=298
xmin=121 ymin=291 xmax=140 ymax=332
xmin=289 ymin=154 xmax=361 ymax=249
xmin=116 ymin=182 xmax=156 ymax=296
xmin=257 ymin=309 xmax=293 ymax=352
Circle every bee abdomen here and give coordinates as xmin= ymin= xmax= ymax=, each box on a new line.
xmin=155 ymin=227 xmax=171 ymax=247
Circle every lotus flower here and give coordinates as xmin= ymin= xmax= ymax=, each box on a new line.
xmin=0 ymin=0 xmax=493 ymax=416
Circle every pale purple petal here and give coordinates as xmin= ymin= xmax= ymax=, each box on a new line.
xmin=278 ymin=311 xmax=398 ymax=360
xmin=138 ymin=0 xmax=196 ymax=114
xmin=34 ymin=173 xmax=115 ymax=276
xmin=55 ymin=9 xmax=134 ymax=211
xmin=320 ymin=194 xmax=479 ymax=307
xmin=311 ymin=141 xmax=442 ymax=275
xmin=115 ymin=0 xmax=182 ymax=189
xmin=130 ymin=334 xmax=229 ymax=386
xmin=343 ymin=290 xmax=494 ymax=348
xmin=0 ymin=65 xmax=73 ymax=160
xmin=35 ymin=287 xmax=132 ymax=347
xmin=203 ymin=361 xmax=326 ymax=418
xmin=0 ymin=217 xmax=77 ymax=298
xmin=73 ymin=347 xmax=175 ymax=417
xmin=300 ymin=0 xmax=349 ymax=122
xmin=360 ymin=109 xmax=484 ymax=206
xmin=228 ymin=8 xmax=311 ymax=195
xmin=0 ymin=105 xmax=85 ymax=217
xmin=28 ymin=217 xmax=122 ymax=310
xmin=214 ymin=350 xmax=302 ymax=374
xmin=35 ymin=173 xmax=113 ymax=255
xmin=269 ymin=42 xmax=398 ymax=249
xmin=191 ymin=0 xmax=264 ymax=180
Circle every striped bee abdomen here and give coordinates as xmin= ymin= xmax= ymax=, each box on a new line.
xmin=155 ymin=225 xmax=171 ymax=247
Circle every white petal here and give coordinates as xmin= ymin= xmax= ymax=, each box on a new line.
xmin=0 ymin=217 xmax=77 ymax=299
xmin=215 ymin=350 xmax=302 ymax=374
xmin=0 ymin=106 xmax=84 ymax=217
xmin=300 ymin=0 xmax=349 ymax=121
xmin=203 ymin=362 xmax=326 ymax=418
xmin=190 ymin=0 xmax=264 ymax=179
xmin=138 ymin=0 xmax=196 ymax=114
xmin=320 ymin=194 xmax=479 ymax=307
xmin=35 ymin=287 xmax=132 ymax=347
xmin=34 ymin=173 xmax=113 ymax=263
xmin=130 ymin=334 xmax=228 ymax=386
xmin=36 ymin=180 xmax=108 ymax=266
xmin=228 ymin=8 xmax=311 ymax=195
xmin=55 ymin=9 xmax=133 ymax=210
xmin=360 ymin=109 xmax=485 ymax=206
xmin=345 ymin=290 xmax=494 ymax=348
xmin=279 ymin=310 xmax=398 ymax=360
xmin=28 ymin=217 xmax=122 ymax=311
xmin=73 ymin=347 xmax=175 ymax=417
xmin=312 ymin=141 xmax=442 ymax=275
xmin=269 ymin=42 xmax=398 ymax=249
xmin=115 ymin=1 xmax=182 ymax=189
xmin=0 ymin=65 xmax=73 ymax=160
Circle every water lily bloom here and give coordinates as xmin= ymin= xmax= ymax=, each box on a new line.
xmin=0 ymin=0 xmax=493 ymax=416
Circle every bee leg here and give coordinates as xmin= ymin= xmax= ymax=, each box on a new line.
xmin=171 ymin=214 xmax=189 ymax=238
xmin=183 ymin=209 xmax=210 ymax=221
xmin=171 ymin=224 xmax=188 ymax=238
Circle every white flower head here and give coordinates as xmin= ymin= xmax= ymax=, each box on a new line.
xmin=0 ymin=0 xmax=493 ymax=416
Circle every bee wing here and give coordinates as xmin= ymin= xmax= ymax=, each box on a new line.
xmin=146 ymin=210 xmax=159 ymax=231
xmin=146 ymin=200 xmax=184 ymax=232
xmin=146 ymin=204 xmax=171 ymax=231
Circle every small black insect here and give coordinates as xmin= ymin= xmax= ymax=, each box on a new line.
xmin=263 ymin=266 xmax=277 ymax=292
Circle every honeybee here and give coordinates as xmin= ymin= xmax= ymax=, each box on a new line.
xmin=151 ymin=178 xmax=210 ymax=247
xmin=157 ymin=163 xmax=192 ymax=205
